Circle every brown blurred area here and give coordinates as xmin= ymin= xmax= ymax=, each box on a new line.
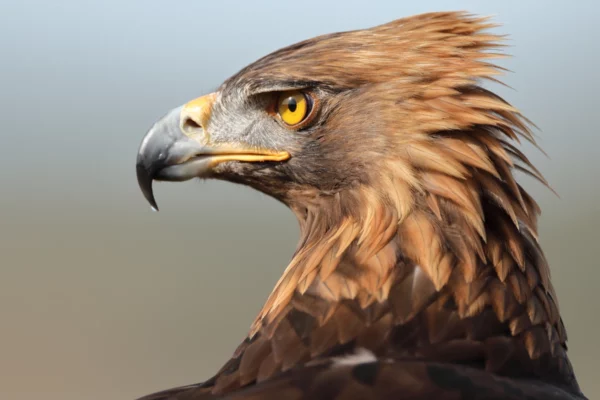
xmin=0 ymin=1 xmax=598 ymax=399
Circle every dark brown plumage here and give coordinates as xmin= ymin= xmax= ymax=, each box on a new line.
xmin=135 ymin=11 xmax=587 ymax=400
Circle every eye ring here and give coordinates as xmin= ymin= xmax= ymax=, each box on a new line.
xmin=274 ymin=90 xmax=318 ymax=130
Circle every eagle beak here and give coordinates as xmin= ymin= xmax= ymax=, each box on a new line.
xmin=136 ymin=93 xmax=290 ymax=211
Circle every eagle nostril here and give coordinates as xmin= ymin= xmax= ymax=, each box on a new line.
xmin=181 ymin=117 xmax=203 ymax=134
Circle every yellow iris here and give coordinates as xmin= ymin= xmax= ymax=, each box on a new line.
xmin=277 ymin=91 xmax=308 ymax=126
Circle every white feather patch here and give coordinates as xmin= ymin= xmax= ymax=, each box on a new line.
xmin=332 ymin=348 xmax=377 ymax=366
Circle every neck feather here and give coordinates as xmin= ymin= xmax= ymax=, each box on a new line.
xmin=249 ymin=171 xmax=571 ymax=378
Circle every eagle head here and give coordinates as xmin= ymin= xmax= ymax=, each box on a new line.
xmin=137 ymin=12 xmax=535 ymax=220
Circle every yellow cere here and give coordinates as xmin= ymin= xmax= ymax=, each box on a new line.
xmin=278 ymin=91 xmax=308 ymax=126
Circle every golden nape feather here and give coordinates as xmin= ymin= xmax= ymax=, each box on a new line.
xmin=135 ymin=11 xmax=587 ymax=400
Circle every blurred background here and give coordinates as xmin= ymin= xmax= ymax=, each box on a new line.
xmin=1 ymin=0 xmax=598 ymax=399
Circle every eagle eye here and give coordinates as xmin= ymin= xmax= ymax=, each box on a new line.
xmin=276 ymin=90 xmax=315 ymax=128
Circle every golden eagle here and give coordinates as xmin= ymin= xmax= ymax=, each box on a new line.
xmin=135 ymin=11 xmax=586 ymax=400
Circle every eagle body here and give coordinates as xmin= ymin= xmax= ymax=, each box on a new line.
xmin=135 ymin=11 xmax=587 ymax=400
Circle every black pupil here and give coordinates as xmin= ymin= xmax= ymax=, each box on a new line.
xmin=286 ymin=97 xmax=297 ymax=112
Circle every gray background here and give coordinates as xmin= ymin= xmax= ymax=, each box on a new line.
xmin=1 ymin=1 xmax=598 ymax=399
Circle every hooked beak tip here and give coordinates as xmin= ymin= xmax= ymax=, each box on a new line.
xmin=136 ymin=162 xmax=160 ymax=212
